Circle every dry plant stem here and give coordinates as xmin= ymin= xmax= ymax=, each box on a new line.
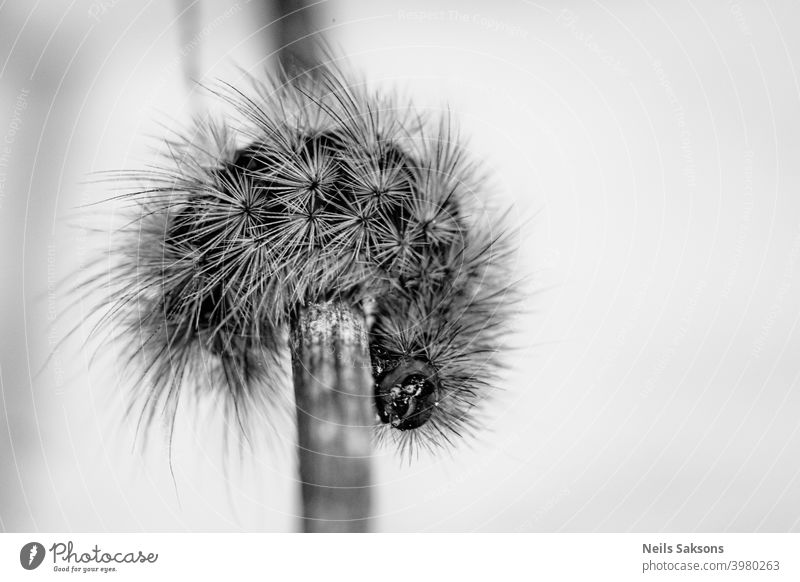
xmin=290 ymin=301 xmax=374 ymax=532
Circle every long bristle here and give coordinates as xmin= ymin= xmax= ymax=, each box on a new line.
xmin=90 ymin=59 xmax=517 ymax=455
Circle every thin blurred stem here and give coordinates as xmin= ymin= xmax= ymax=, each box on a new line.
xmin=173 ymin=0 xmax=205 ymax=121
xmin=273 ymin=0 xmax=322 ymax=74
xmin=290 ymin=301 xmax=374 ymax=532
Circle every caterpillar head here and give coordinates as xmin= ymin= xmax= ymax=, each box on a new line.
xmin=97 ymin=61 xmax=515 ymax=456
xmin=372 ymin=352 xmax=439 ymax=431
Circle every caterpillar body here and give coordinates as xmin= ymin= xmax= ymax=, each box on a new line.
xmin=97 ymin=61 xmax=516 ymax=455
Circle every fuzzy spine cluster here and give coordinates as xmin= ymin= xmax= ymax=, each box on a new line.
xmin=102 ymin=63 xmax=515 ymax=454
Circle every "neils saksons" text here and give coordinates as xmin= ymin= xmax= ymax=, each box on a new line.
xmin=643 ymin=543 xmax=724 ymax=554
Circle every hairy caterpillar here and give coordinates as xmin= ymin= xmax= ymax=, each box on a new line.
xmin=94 ymin=60 xmax=516 ymax=456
